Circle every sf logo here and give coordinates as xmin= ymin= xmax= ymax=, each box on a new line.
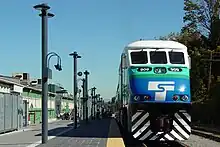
xmin=148 ymin=81 xmax=175 ymax=101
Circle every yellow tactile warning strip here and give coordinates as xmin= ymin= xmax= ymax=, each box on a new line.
xmin=106 ymin=119 xmax=125 ymax=147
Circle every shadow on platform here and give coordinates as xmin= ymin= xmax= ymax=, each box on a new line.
xmin=35 ymin=118 xmax=122 ymax=138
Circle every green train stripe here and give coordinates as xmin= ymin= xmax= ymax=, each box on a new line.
xmin=127 ymin=66 xmax=190 ymax=79
xmin=130 ymin=74 xmax=189 ymax=79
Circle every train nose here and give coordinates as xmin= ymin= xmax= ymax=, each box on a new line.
xmin=151 ymin=116 xmax=173 ymax=133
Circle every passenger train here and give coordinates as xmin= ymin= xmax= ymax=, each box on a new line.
xmin=115 ymin=40 xmax=191 ymax=141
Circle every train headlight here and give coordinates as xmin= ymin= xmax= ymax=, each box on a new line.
xmin=144 ymin=95 xmax=150 ymax=100
xmin=179 ymin=86 xmax=186 ymax=92
xmin=173 ymin=95 xmax=179 ymax=101
xmin=181 ymin=95 xmax=188 ymax=101
xmin=134 ymin=96 xmax=140 ymax=101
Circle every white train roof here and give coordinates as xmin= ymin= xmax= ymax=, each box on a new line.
xmin=124 ymin=40 xmax=187 ymax=52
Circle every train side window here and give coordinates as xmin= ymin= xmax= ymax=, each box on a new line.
xmin=169 ymin=52 xmax=185 ymax=64
xmin=150 ymin=51 xmax=167 ymax=64
xmin=130 ymin=51 xmax=148 ymax=64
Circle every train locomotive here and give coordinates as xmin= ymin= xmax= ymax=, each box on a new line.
xmin=116 ymin=40 xmax=191 ymax=141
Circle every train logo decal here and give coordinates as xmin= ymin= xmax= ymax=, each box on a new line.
xmin=148 ymin=81 xmax=175 ymax=101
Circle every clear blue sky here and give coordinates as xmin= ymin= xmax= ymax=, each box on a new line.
xmin=0 ymin=0 xmax=184 ymax=101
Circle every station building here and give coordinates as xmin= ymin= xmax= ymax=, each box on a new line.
xmin=0 ymin=73 xmax=74 ymax=127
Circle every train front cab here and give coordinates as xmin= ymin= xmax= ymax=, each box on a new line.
xmin=125 ymin=47 xmax=192 ymax=141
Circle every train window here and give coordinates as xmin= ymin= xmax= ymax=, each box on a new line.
xmin=150 ymin=51 xmax=167 ymax=64
xmin=130 ymin=51 xmax=148 ymax=64
xmin=169 ymin=52 xmax=185 ymax=64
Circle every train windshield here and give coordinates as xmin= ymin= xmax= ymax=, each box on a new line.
xmin=169 ymin=51 xmax=185 ymax=64
xmin=130 ymin=51 xmax=148 ymax=64
xmin=150 ymin=51 xmax=167 ymax=64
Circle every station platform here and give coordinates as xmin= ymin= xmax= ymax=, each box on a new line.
xmin=0 ymin=120 xmax=73 ymax=147
xmin=37 ymin=118 xmax=125 ymax=147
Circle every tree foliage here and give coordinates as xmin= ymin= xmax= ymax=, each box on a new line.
xmin=183 ymin=0 xmax=220 ymax=49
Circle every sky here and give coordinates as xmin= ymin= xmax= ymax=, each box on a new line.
xmin=0 ymin=0 xmax=185 ymax=101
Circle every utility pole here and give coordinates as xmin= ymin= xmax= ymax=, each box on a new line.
xmin=81 ymin=79 xmax=85 ymax=121
xmin=97 ymin=95 xmax=101 ymax=111
xmin=93 ymin=91 xmax=96 ymax=120
xmin=91 ymin=89 xmax=94 ymax=119
xmin=208 ymin=51 xmax=213 ymax=91
xmin=202 ymin=51 xmax=215 ymax=92
xmin=91 ymin=87 xmax=96 ymax=119
xmin=33 ymin=3 xmax=54 ymax=144
xmin=84 ymin=70 xmax=90 ymax=122
xmin=201 ymin=51 xmax=220 ymax=92
xmin=69 ymin=52 xmax=81 ymax=129
xmin=100 ymin=97 xmax=103 ymax=117
xmin=97 ymin=95 xmax=99 ymax=111
xmin=78 ymin=89 xmax=81 ymax=119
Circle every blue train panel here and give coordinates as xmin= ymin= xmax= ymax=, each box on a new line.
xmin=129 ymin=77 xmax=191 ymax=103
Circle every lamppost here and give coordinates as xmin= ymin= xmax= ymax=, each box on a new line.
xmin=76 ymin=77 xmax=83 ymax=120
xmin=96 ymin=94 xmax=100 ymax=115
xmin=47 ymin=52 xmax=62 ymax=72
xmin=77 ymin=88 xmax=82 ymax=119
xmin=91 ymin=87 xmax=94 ymax=119
xmin=69 ymin=52 xmax=81 ymax=129
xmin=47 ymin=51 xmax=62 ymax=120
xmin=100 ymin=97 xmax=103 ymax=117
xmin=81 ymin=78 xmax=85 ymax=121
xmin=85 ymin=88 xmax=93 ymax=120
xmin=91 ymin=87 xmax=97 ymax=119
xmin=33 ymin=3 xmax=54 ymax=144
xmin=98 ymin=96 xmax=102 ymax=112
xmin=84 ymin=70 xmax=89 ymax=122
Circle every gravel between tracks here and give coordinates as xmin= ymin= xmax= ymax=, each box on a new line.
xmin=181 ymin=134 xmax=220 ymax=147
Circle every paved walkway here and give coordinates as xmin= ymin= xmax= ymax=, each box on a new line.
xmin=0 ymin=120 xmax=73 ymax=147
xmin=37 ymin=118 xmax=125 ymax=147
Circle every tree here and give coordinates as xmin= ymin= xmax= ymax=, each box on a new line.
xmin=158 ymin=32 xmax=180 ymax=41
xmin=183 ymin=0 xmax=220 ymax=50
xmin=158 ymin=30 xmax=204 ymax=50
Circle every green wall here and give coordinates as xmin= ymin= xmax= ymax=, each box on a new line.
xmin=22 ymin=87 xmax=73 ymax=124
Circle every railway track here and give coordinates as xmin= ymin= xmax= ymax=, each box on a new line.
xmin=126 ymin=140 xmax=188 ymax=147
xmin=142 ymin=140 xmax=189 ymax=147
